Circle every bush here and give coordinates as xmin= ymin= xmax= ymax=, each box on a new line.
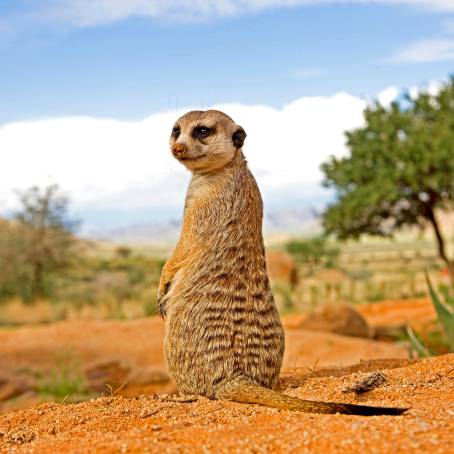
xmin=286 ymin=235 xmax=339 ymax=273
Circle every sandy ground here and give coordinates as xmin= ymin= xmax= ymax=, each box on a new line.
xmin=1 ymin=297 xmax=451 ymax=453
xmin=0 ymin=354 xmax=453 ymax=453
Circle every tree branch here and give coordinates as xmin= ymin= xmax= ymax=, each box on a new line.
xmin=425 ymin=206 xmax=448 ymax=264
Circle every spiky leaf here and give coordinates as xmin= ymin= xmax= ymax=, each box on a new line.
xmin=426 ymin=273 xmax=454 ymax=351
xmin=406 ymin=325 xmax=432 ymax=358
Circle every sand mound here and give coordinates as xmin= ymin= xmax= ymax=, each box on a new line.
xmin=300 ymin=305 xmax=371 ymax=338
xmin=0 ymin=354 xmax=453 ymax=453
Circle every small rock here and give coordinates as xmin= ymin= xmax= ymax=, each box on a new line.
xmin=301 ymin=305 xmax=371 ymax=338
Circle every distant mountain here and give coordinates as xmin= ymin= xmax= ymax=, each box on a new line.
xmin=264 ymin=206 xmax=321 ymax=236
xmin=89 ymin=207 xmax=322 ymax=245
xmin=90 ymin=218 xmax=182 ymax=246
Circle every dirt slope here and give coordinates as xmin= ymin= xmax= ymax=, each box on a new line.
xmin=0 ymin=299 xmax=448 ymax=452
xmin=357 ymin=297 xmax=435 ymax=329
xmin=1 ymin=354 xmax=453 ymax=453
xmin=0 ymin=306 xmax=413 ymax=378
xmin=0 ymin=316 xmax=408 ymax=414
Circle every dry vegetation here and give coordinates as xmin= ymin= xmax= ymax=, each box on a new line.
xmin=0 ymin=238 xmax=164 ymax=325
xmin=1 ymin=228 xmax=452 ymax=325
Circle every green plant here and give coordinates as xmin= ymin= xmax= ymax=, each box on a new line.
xmin=426 ymin=273 xmax=454 ymax=351
xmin=321 ymin=77 xmax=454 ymax=283
xmin=407 ymin=273 xmax=454 ymax=357
xmin=0 ymin=185 xmax=80 ymax=302
xmin=271 ymin=283 xmax=294 ymax=313
xmin=286 ymin=236 xmax=339 ymax=272
xmin=438 ymin=284 xmax=454 ymax=308
xmin=347 ymin=268 xmax=373 ymax=281
xmin=36 ymin=354 xmax=89 ymax=399
xmin=406 ymin=326 xmax=432 ymax=358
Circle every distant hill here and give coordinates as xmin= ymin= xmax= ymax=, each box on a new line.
xmin=88 ymin=207 xmax=322 ymax=246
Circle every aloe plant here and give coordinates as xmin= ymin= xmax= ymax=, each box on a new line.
xmin=426 ymin=272 xmax=454 ymax=351
xmin=406 ymin=326 xmax=432 ymax=357
xmin=407 ymin=273 xmax=454 ymax=357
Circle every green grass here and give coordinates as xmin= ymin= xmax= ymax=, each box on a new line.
xmin=36 ymin=353 xmax=90 ymax=400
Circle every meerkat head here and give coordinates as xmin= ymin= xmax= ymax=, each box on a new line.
xmin=170 ymin=110 xmax=246 ymax=173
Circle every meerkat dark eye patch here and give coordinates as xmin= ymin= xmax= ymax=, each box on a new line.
xmin=171 ymin=125 xmax=181 ymax=139
xmin=193 ymin=126 xmax=213 ymax=140
xmin=232 ymin=127 xmax=247 ymax=149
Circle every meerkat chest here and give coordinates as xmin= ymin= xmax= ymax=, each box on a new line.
xmin=185 ymin=174 xmax=219 ymax=207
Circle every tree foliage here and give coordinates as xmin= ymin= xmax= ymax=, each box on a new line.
xmin=0 ymin=185 xmax=79 ymax=301
xmin=0 ymin=219 xmax=33 ymax=300
xmin=286 ymin=235 xmax=339 ymax=272
xmin=321 ymin=76 xmax=454 ymax=280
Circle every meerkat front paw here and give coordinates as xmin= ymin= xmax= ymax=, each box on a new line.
xmin=157 ymin=281 xmax=171 ymax=318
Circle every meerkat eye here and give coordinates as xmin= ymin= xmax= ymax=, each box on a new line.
xmin=193 ymin=126 xmax=212 ymax=140
xmin=171 ymin=126 xmax=180 ymax=138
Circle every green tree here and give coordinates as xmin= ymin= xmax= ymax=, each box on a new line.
xmin=14 ymin=185 xmax=79 ymax=299
xmin=0 ymin=219 xmax=32 ymax=300
xmin=286 ymin=235 xmax=339 ymax=273
xmin=321 ymin=77 xmax=454 ymax=282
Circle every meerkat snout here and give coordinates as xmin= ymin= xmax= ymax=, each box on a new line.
xmin=171 ymin=143 xmax=187 ymax=157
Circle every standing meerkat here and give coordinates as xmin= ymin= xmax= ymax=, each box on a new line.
xmin=158 ymin=110 xmax=406 ymax=416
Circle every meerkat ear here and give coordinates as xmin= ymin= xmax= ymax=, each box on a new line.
xmin=232 ymin=127 xmax=247 ymax=149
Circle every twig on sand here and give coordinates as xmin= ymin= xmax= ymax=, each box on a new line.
xmin=140 ymin=407 xmax=162 ymax=419
xmin=105 ymin=381 xmax=129 ymax=397
xmin=342 ymin=371 xmax=387 ymax=394
xmin=307 ymin=359 xmax=320 ymax=372
xmin=156 ymin=394 xmax=199 ymax=403
xmin=192 ymin=404 xmax=224 ymax=418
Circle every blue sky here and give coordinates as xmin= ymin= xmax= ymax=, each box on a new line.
xmin=1 ymin=1 xmax=453 ymax=235
xmin=1 ymin=1 xmax=453 ymax=124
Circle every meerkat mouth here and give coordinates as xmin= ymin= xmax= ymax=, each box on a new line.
xmin=179 ymin=154 xmax=207 ymax=162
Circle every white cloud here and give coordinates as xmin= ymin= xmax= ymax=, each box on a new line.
xmin=387 ymin=38 xmax=454 ymax=63
xmin=26 ymin=1 xmax=454 ymax=27
xmin=377 ymin=86 xmax=399 ymax=106
xmin=0 ymin=92 xmax=367 ymax=227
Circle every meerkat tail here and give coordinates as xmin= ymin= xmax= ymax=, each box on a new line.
xmin=217 ymin=380 xmax=407 ymax=416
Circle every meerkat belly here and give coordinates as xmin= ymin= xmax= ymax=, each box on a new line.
xmin=164 ymin=285 xmax=284 ymax=399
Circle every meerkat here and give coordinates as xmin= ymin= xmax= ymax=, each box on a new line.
xmin=158 ymin=110 xmax=407 ymax=416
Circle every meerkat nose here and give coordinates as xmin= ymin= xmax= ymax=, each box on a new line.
xmin=172 ymin=143 xmax=187 ymax=157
